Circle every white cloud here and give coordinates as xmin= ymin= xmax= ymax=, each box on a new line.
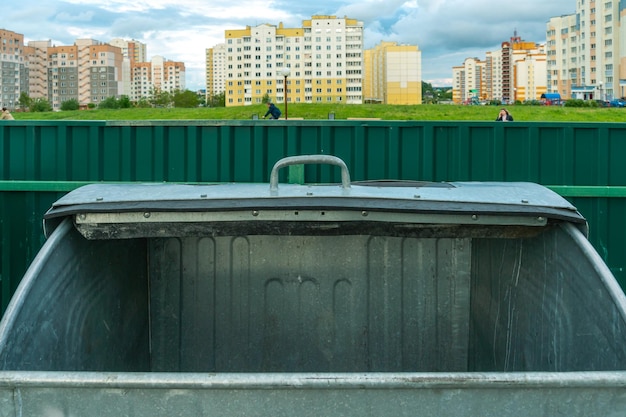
xmin=7 ymin=0 xmax=576 ymax=88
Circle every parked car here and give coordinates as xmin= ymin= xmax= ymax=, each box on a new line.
xmin=610 ymin=99 xmax=625 ymax=107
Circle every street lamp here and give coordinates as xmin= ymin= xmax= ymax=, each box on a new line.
xmin=598 ymin=81 xmax=604 ymax=101
xmin=280 ymin=69 xmax=290 ymax=119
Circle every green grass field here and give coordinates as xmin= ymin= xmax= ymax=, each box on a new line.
xmin=9 ymin=103 xmax=626 ymax=122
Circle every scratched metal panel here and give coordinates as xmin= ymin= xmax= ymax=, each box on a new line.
xmin=0 ymin=220 xmax=150 ymax=371
xmin=470 ymin=223 xmax=626 ymax=372
xmin=0 ymin=372 xmax=626 ymax=417
xmin=149 ymin=235 xmax=472 ymax=372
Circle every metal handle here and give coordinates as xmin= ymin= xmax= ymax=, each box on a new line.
xmin=270 ymin=155 xmax=351 ymax=191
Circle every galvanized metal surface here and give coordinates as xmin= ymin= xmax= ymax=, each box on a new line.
xmin=2 ymin=188 xmax=626 ymax=374
xmin=2 ymin=166 xmax=626 ymax=415
xmin=2 ymin=120 xmax=626 ymax=316
xmin=0 ymin=371 xmax=625 ymax=417
xmin=47 ymin=181 xmax=579 ymax=211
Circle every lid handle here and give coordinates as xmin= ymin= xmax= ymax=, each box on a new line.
xmin=270 ymin=155 xmax=351 ymax=191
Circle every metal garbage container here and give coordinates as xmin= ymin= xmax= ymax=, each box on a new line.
xmin=0 ymin=155 xmax=625 ymax=416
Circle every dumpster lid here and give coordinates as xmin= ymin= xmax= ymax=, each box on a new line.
xmin=43 ymin=155 xmax=585 ymax=237
xmin=45 ymin=180 xmax=583 ymax=220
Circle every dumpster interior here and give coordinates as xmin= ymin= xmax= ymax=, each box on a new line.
xmin=2 ymin=218 xmax=626 ymax=373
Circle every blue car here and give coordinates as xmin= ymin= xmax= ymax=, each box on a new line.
xmin=609 ymin=99 xmax=625 ymax=107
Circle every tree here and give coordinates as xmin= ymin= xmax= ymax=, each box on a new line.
xmin=207 ymin=92 xmax=225 ymax=108
xmin=60 ymin=98 xmax=80 ymax=111
xmin=149 ymin=88 xmax=173 ymax=108
xmin=173 ymin=89 xmax=200 ymax=108
xmin=18 ymin=92 xmax=31 ymax=110
xmin=30 ymin=98 xmax=52 ymax=112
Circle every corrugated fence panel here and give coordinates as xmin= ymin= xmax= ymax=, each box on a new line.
xmin=2 ymin=119 xmax=626 ymax=315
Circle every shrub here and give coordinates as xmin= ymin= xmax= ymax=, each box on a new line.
xmin=564 ymin=99 xmax=586 ymax=107
xmin=60 ymin=99 xmax=80 ymax=111
xmin=98 ymin=96 xmax=120 ymax=109
xmin=30 ymin=98 xmax=53 ymax=112
xmin=118 ymin=95 xmax=132 ymax=109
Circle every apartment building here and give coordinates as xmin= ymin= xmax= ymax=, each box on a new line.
xmin=509 ymin=38 xmax=547 ymax=101
xmin=206 ymin=43 xmax=227 ymax=102
xmin=24 ymin=41 xmax=50 ymax=101
xmin=453 ymin=33 xmax=547 ymax=103
xmin=130 ymin=55 xmax=186 ymax=101
xmin=363 ymin=41 xmax=422 ymax=105
xmin=109 ymin=38 xmax=147 ymax=64
xmin=45 ymin=39 xmax=124 ymax=110
xmin=0 ymin=29 xmax=27 ymax=110
xmin=546 ymin=14 xmax=578 ymax=99
xmin=109 ymin=38 xmax=147 ymax=98
xmin=221 ymin=15 xmax=364 ymax=107
xmin=546 ymin=1 xmax=624 ymax=100
xmin=546 ymin=1 xmax=626 ymax=101
xmin=452 ymin=58 xmax=485 ymax=104
xmin=485 ymin=49 xmax=503 ymax=101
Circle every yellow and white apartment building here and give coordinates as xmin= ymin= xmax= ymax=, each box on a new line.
xmin=219 ymin=15 xmax=364 ymax=107
xmin=363 ymin=41 xmax=422 ymax=105
xmin=547 ymin=1 xmax=626 ymax=101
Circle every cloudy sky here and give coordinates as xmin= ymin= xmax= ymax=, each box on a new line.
xmin=4 ymin=0 xmax=575 ymax=90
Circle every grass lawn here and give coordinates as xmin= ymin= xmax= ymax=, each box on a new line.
xmin=9 ymin=103 xmax=626 ymax=122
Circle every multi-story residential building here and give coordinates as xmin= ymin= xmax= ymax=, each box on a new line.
xmin=0 ymin=29 xmax=26 ymax=110
xmin=46 ymin=39 xmax=124 ymax=110
xmin=485 ymin=49 xmax=504 ymax=101
xmin=109 ymin=38 xmax=147 ymax=98
xmin=206 ymin=43 xmax=226 ymax=103
xmin=24 ymin=40 xmax=50 ymax=101
xmin=452 ymin=58 xmax=485 ymax=104
xmin=130 ymin=55 xmax=186 ymax=101
xmin=453 ymin=33 xmax=547 ymax=103
xmin=547 ymin=1 xmax=626 ymax=101
xmin=363 ymin=41 xmax=422 ymax=105
xmin=510 ymin=38 xmax=547 ymax=101
xmin=109 ymin=38 xmax=147 ymax=64
xmin=3 ymin=29 xmax=186 ymax=108
xmin=221 ymin=15 xmax=363 ymax=107
xmin=546 ymin=14 xmax=578 ymax=99
xmin=573 ymin=0 xmax=621 ymax=100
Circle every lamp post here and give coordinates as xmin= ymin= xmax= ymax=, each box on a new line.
xmin=598 ymin=81 xmax=604 ymax=101
xmin=280 ymin=69 xmax=290 ymax=119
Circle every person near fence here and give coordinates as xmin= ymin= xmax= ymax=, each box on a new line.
xmin=264 ymin=102 xmax=282 ymax=119
xmin=1 ymin=107 xmax=14 ymax=120
xmin=495 ymin=108 xmax=513 ymax=122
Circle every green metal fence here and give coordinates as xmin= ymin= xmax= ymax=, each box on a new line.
xmin=1 ymin=119 xmax=625 ymax=314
